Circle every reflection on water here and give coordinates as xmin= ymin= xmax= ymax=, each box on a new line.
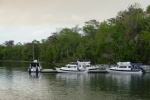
xmin=55 ymin=73 xmax=150 ymax=100
xmin=0 ymin=62 xmax=150 ymax=100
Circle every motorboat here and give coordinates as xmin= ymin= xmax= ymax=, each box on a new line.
xmin=28 ymin=45 xmax=42 ymax=74
xmin=106 ymin=62 xmax=145 ymax=74
xmin=56 ymin=61 xmax=96 ymax=73
xmin=28 ymin=60 xmax=42 ymax=73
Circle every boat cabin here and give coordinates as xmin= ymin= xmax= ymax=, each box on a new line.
xmin=77 ymin=61 xmax=91 ymax=68
xmin=117 ymin=62 xmax=142 ymax=70
xmin=63 ymin=61 xmax=91 ymax=70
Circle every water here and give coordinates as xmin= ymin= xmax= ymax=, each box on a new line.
xmin=0 ymin=62 xmax=150 ymax=100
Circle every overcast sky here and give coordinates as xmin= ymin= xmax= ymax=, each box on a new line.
xmin=0 ymin=0 xmax=149 ymax=44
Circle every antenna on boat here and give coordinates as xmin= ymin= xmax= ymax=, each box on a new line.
xmin=33 ymin=45 xmax=34 ymax=60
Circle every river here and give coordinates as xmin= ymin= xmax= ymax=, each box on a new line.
xmin=0 ymin=62 xmax=150 ymax=100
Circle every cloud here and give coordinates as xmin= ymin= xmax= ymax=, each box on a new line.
xmin=0 ymin=0 xmax=149 ymax=44
xmin=0 ymin=0 xmax=149 ymax=27
xmin=71 ymin=14 xmax=82 ymax=20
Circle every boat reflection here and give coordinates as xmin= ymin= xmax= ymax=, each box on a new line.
xmin=56 ymin=73 xmax=86 ymax=83
xmin=56 ymin=72 xmax=144 ymax=92
xmin=29 ymin=72 xmax=40 ymax=78
xmin=105 ymin=73 xmax=144 ymax=90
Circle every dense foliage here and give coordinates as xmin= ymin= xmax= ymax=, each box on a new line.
xmin=0 ymin=4 xmax=150 ymax=64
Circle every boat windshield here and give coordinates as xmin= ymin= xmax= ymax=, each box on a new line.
xmin=128 ymin=66 xmax=132 ymax=68
xmin=30 ymin=63 xmax=39 ymax=67
xmin=83 ymin=65 xmax=90 ymax=67
xmin=67 ymin=66 xmax=76 ymax=68
xmin=119 ymin=66 xmax=127 ymax=68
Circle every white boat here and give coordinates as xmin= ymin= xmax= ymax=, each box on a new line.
xmin=28 ymin=45 xmax=42 ymax=74
xmin=28 ymin=60 xmax=42 ymax=73
xmin=106 ymin=62 xmax=145 ymax=74
xmin=56 ymin=61 xmax=96 ymax=73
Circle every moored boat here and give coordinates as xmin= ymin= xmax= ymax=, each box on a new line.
xmin=56 ymin=61 xmax=97 ymax=73
xmin=107 ymin=62 xmax=145 ymax=74
xmin=28 ymin=60 xmax=42 ymax=73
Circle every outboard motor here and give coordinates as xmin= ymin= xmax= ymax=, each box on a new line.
xmin=36 ymin=67 xmax=39 ymax=76
xmin=29 ymin=67 xmax=31 ymax=74
xmin=131 ymin=62 xmax=146 ymax=74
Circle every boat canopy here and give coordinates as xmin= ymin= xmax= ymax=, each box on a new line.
xmin=69 ymin=62 xmax=78 ymax=65
xmin=77 ymin=61 xmax=91 ymax=65
xmin=33 ymin=60 xmax=38 ymax=63
xmin=117 ymin=62 xmax=131 ymax=66
xmin=117 ymin=62 xmax=142 ymax=68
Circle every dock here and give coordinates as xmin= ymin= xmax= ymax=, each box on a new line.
xmin=41 ymin=69 xmax=57 ymax=73
xmin=88 ymin=70 xmax=108 ymax=73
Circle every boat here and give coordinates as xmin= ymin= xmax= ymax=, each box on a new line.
xmin=56 ymin=61 xmax=96 ymax=73
xmin=28 ymin=60 xmax=42 ymax=73
xmin=106 ymin=62 xmax=145 ymax=74
xmin=28 ymin=45 xmax=42 ymax=74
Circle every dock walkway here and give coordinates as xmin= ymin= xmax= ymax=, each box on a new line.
xmin=41 ymin=69 xmax=57 ymax=73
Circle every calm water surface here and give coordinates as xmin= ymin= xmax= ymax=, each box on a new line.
xmin=0 ymin=62 xmax=150 ymax=100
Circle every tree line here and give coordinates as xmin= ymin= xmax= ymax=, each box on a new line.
xmin=0 ymin=4 xmax=150 ymax=64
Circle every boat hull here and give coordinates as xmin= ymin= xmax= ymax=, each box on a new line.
xmin=106 ymin=69 xmax=143 ymax=74
xmin=28 ymin=67 xmax=41 ymax=73
xmin=56 ymin=68 xmax=87 ymax=73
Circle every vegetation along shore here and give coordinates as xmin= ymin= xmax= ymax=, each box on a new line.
xmin=0 ymin=4 xmax=150 ymax=64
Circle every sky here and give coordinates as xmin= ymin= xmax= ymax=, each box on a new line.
xmin=0 ymin=0 xmax=149 ymax=44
